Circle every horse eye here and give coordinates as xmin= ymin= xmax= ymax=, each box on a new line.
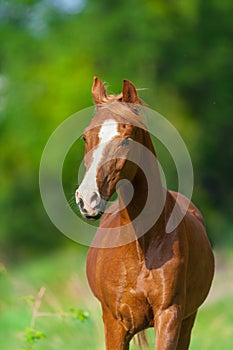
xmin=121 ymin=138 xmax=132 ymax=147
xmin=82 ymin=135 xmax=87 ymax=143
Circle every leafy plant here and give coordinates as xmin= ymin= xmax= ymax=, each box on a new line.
xmin=21 ymin=287 xmax=90 ymax=349
xmin=22 ymin=328 xmax=46 ymax=349
xmin=69 ymin=308 xmax=90 ymax=322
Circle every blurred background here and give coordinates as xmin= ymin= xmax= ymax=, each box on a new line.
xmin=0 ymin=0 xmax=232 ymax=349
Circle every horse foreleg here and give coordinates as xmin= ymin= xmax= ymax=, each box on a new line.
xmin=175 ymin=311 xmax=197 ymax=350
xmin=102 ymin=306 xmax=131 ymax=350
xmin=154 ymin=305 xmax=183 ymax=350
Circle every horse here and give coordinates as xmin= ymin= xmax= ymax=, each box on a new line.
xmin=75 ymin=77 xmax=214 ymax=350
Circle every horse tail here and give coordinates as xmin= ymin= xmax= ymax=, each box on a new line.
xmin=134 ymin=330 xmax=150 ymax=349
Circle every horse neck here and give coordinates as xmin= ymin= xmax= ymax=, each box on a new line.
xmin=118 ymin=130 xmax=167 ymax=244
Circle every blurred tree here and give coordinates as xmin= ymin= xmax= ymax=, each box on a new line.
xmin=0 ymin=0 xmax=232 ymax=263
xmin=0 ymin=0 xmax=94 ymax=261
xmin=78 ymin=0 xmax=233 ymax=244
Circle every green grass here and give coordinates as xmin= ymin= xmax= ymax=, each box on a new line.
xmin=0 ymin=247 xmax=233 ymax=349
xmin=190 ymin=298 xmax=233 ymax=350
xmin=0 ymin=246 xmax=104 ymax=350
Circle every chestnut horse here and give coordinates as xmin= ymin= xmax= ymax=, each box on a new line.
xmin=76 ymin=77 xmax=214 ymax=350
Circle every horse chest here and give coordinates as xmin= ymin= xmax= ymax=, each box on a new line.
xmin=87 ymin=247 xmax=143 ymax=295
xmin=87 ymin=247 xmax=156 ymax=330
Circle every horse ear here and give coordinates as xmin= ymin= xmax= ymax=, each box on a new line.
xmin=92 ymin=77 xmax=108 ymax=104
xmin=122 ymin=79 xmax=139 ymax=104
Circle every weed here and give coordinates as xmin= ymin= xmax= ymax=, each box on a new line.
xmin=21 ymin=287 xmax=90 ymax=349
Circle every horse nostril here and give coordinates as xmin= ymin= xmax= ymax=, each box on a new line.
xmin=78 ymin=198 xmax=85 ymax=210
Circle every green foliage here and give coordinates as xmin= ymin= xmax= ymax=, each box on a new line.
xmin=69 ymin=308 xmax=90 ymax=322
xmin=23 ymin=327 xmax=46 ymax=345
xmin=0 ymin=248 xmax=98 ymax=349
xmin=22 ymin=295 xmax=36 ymax=305
xmin=20 ymin=277 xmax=90 ymax=349
xmin=0 ymin=0 xmax=232 ymax=261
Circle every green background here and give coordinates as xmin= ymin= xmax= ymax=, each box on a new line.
xmin=0 ymin=0 xmax=232 ymax=348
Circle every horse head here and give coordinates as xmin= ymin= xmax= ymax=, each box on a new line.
xmin=75 ymin=77 xmax=146 ymax=220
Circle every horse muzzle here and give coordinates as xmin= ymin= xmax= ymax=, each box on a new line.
xmin=75 ymin=189 xmax=106 ymax=220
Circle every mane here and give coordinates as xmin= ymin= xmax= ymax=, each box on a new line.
xmin=91 ymin=79 xmax=148 ymax=131
xmin=97 ymin=94 xmax=146 ymax=106
xmin=96 ymin=102 xmax=148 ymax=131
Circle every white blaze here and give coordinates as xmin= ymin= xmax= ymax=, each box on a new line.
xmin=76 ymin=119 xmax=119 ymax=208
